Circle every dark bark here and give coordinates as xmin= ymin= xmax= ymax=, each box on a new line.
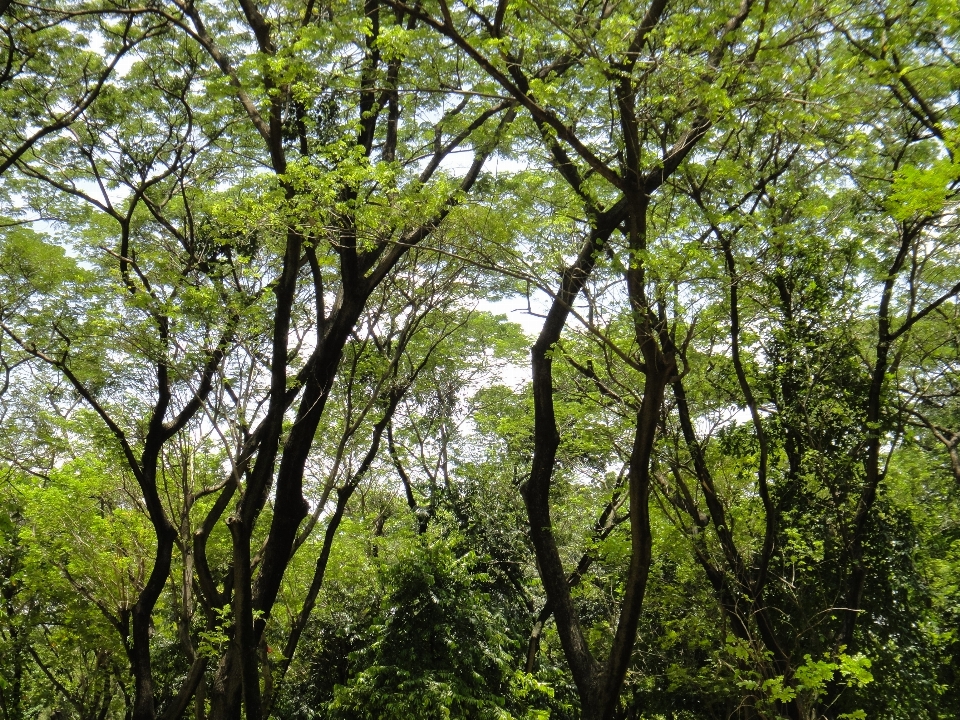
xmin=839 ymin=224 xmax=915 ymax=649
xmin=526 ymin=485 xmax=628 ymax=673
xmin=227 ymin=518 xmax=260 ymax=720
xmin=523 ymin=205 xmax=627 ymax=701
xmin=594 ymin=360 xmax=672 ymax=716
xmin=158 ymin=658 xmax=208 ymax=720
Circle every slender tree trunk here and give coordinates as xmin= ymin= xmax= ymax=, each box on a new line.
xmin=594 ymin=361 xmax=672 ymax=718
xmin=131 ymin=530 xmax=176 ymax=720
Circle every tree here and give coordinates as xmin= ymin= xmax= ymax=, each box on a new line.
xmin=384 ymin=1 xmax=825 ymax=716
xmin=0 ymin=0 xmax=513 ymax=717
xmin=0 ymin=0 xmax=164 ymax=176
xmin=2 ymin=0 xmax=960 ymax=718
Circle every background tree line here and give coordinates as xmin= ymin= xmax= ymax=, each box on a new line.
xmin=0 ymin=0 xmax=957 ymax=719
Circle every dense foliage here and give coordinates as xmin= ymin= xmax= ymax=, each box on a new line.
xmin=1 ymin=0 xmax=958 ymax=719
